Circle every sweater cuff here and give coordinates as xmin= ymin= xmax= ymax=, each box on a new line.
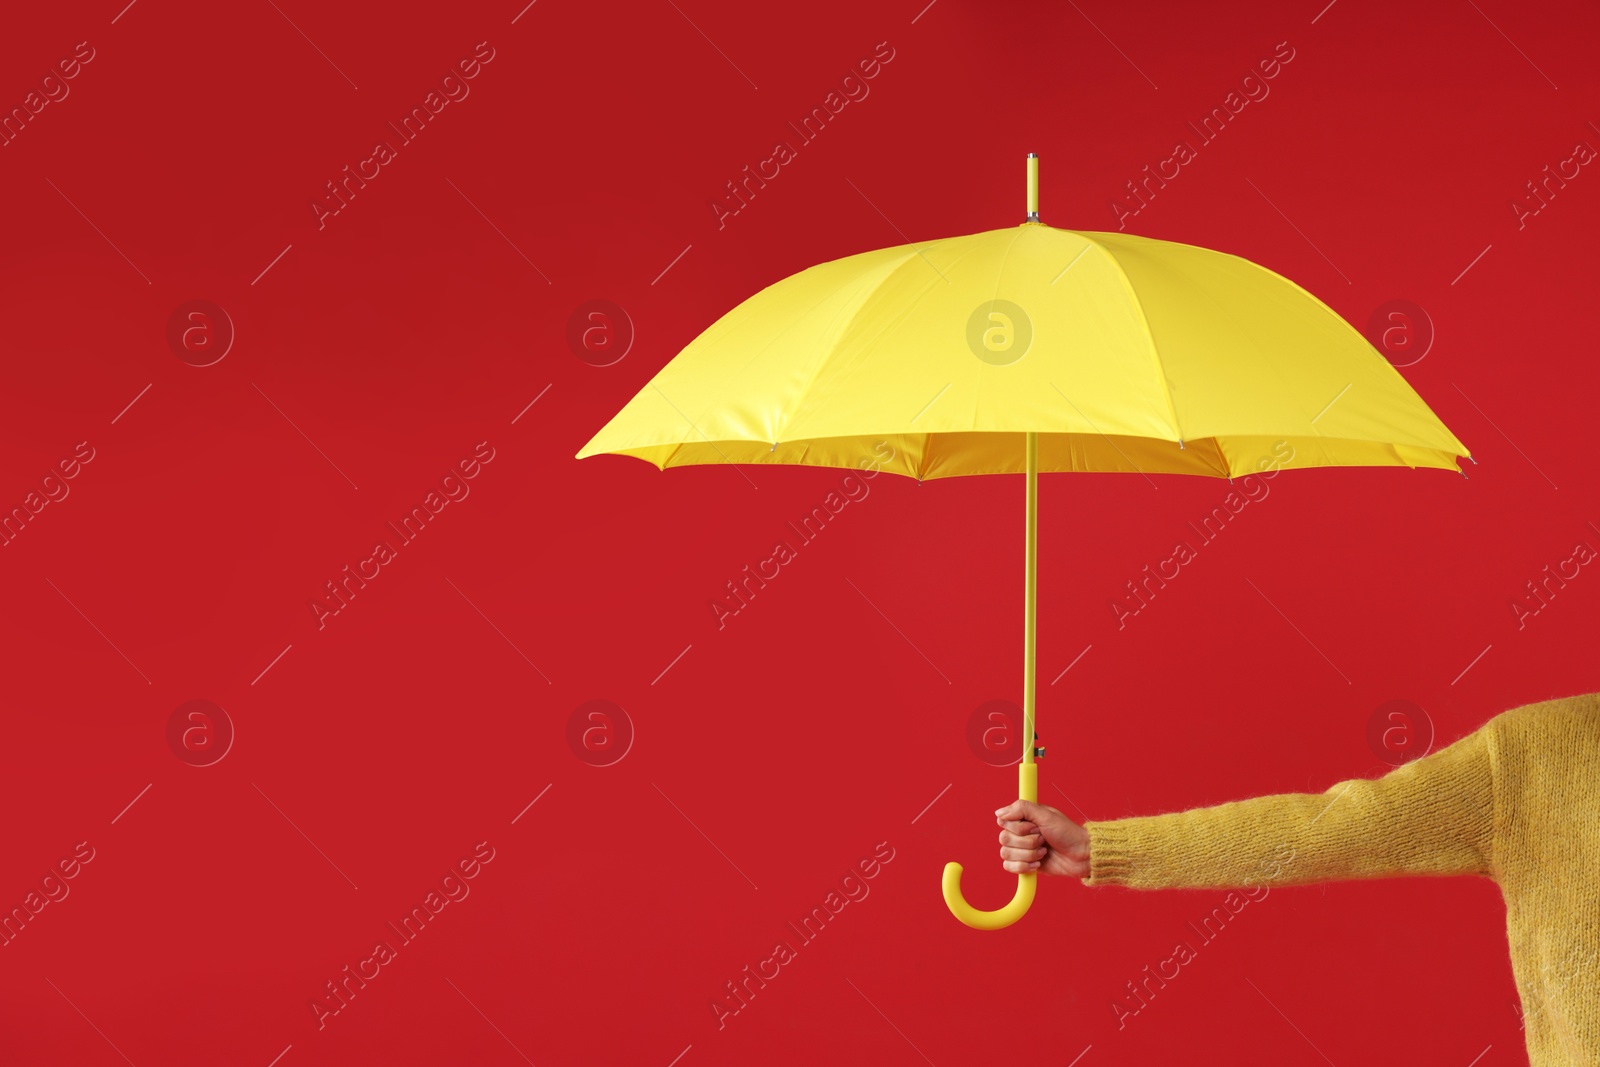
xmin=1081 ymin=820 xmax=1137 ymax=886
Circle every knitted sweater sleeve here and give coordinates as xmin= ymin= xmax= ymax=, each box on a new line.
xmin=1081 ymin=720 xmax=1498 ymax=889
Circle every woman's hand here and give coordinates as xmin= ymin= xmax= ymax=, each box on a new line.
xmin=995 ymin=800 xmax=1091 ymax=878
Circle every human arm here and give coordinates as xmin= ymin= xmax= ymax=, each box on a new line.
xmin=997 ymin=720 xmax=1497 ymax=889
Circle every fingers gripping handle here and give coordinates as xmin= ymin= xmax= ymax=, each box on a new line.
xmin=942 ymin=763 xmax=1038 ymax=930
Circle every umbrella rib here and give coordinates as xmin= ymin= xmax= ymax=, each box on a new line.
xmin=1210 ymin=436 xmax=1232 ymax=478
xmin=649 ymin=383 xmax=758 ymax=487
xmin=706 ymin=267 xmax=880 ymax=440
xmin=771 ymin=244 xmax=942 ymax=448
xmin=971 ymin=226 xmax=1028 ymax=434
xmin=986 ymin=226 xmax=1026 ymax=305
xmin=1081 ymin=235 xmax=1185 ymax=447
xmin=1225 ymin=249 xmax=1440 ymax=445
xmin=1177 ymin=251 xmax=1318 ymax=450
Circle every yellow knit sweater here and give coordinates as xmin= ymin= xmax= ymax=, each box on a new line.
xmin=1082 ymin=692 xmax=1600 ymax=1065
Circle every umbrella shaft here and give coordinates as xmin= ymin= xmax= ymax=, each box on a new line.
xmin=1023 ymin=431 xmax=1037 ymax=768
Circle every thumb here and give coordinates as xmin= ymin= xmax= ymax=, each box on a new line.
xmin=995 ymin=799 xmax=1047 ymax=823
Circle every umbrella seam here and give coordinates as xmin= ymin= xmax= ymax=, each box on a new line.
xmin=770 ymin=245 xmax=932 ymax=448
xmin=1227 ymin=248 xmax=1471 ymax=458
xmin=700 ymin=265 xmax=883 ymax=442
xmin=1078 ymin=233 xmax=1184 ymax=446
xmin=971 ymin=227 xmax=1028 ymax=435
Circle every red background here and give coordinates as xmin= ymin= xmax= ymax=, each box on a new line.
xmin=1 ymin=0 xmax=1596 ymax=1063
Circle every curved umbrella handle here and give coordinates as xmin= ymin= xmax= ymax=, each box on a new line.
xmin=942 ymin=863 xmax=1035 ymax=930
xmin=942 ymin=762 xmax=1038 ymax=930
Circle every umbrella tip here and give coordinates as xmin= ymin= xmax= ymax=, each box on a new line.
xmin=1026 ymin=153 xmax=1039 ymax=223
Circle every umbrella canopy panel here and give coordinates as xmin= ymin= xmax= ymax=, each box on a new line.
xmin=576 ymin=223 xmax=1469 ymax=481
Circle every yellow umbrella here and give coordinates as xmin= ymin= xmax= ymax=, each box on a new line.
xmin=576 ymin=155 xmax=1470 ymax=930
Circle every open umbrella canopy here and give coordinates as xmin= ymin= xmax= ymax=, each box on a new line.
xmin=576 ymin=222 xmax=1469 ymax=480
